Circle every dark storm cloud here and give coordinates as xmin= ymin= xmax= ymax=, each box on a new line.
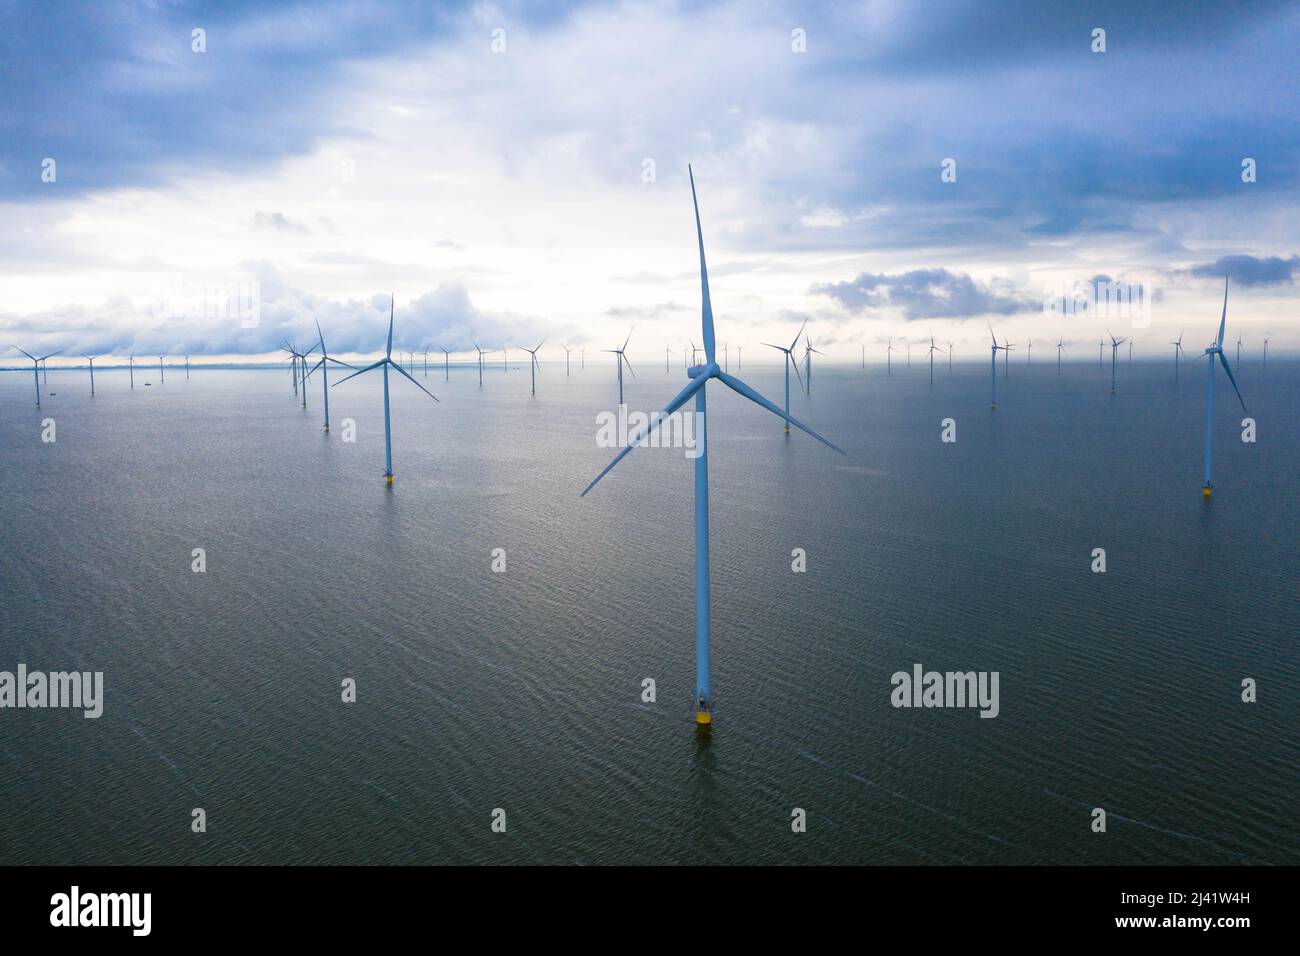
xmin=811 ymin=269 xmax=1036 ymax=320
xmin=1187 ymin=255 xmax=1300 ymax=287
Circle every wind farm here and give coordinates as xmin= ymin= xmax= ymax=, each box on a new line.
xmin=1 ymin=0 xmax=1296 ymax=887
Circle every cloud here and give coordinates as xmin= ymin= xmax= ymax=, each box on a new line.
xmin=1187 ymin=254 xmax=1300 ymax=287
xmin=811 ymin=269 xmax=1036 ymax=320
xmin=252 ymin=211 xmax=308 ymax=233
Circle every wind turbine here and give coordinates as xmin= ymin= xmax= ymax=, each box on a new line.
xmin=84 ymin=355 xmax=98 ymax=396
xmin=581 ymin=165 xmax=844 ymax=727
xmin=1106 ymin=330 xmax=1127 ymax=392
xmin=305 ymin=319 xmax=355 ymax=432
xmin=925 ymin=335 xmax=944 ymax=385
xmin=1099 ymin=339 xmax=1104 ymax=368
xmin=129 ymin=353 xmax=135 ymax=389
xmin=803 ymin=335 xmax=824 ymax=394
xmin=947 ymin=340 xmax=954 ymax=370
xmin=472 ymin=340 xmax=487 ymax=386
xmin=562 ymin=345 xmax=573 ymax=376
xmin=760 ymin=319 xmax=807 ymax=433
xmin=722 ymin=342 xmax=729 ymax=372
xmin=422 ymin=350 xmax=429 ymax=377
xmin=581 ymin=348 xmax=585 ymax=369
xmin=40 ymin=357 xmax=48 ymax=386
xmin=1172 ymin=330 xmax=1185 ymax=381
xmin=736 ymin=346 xmax=742 ymax=369
xmin=1001 ymin=337 xmax=1014 ymax=377
xmin=1026 ymin=338 xmax=1032 ymax=365
xmin=1056 ymin=338 xmax=1065 ymax=373
xmin=665 ymin=345 xmax=672 ymax=373
xmin=502 ymin=344 xmax=508 ymax=373
xmin=1262 ymin=337 xmax=1269 ymax=369
xmin=986 ymin=322 xmax=1011 ymax=408
xmin=12 ymin=347 xmax=58 ymax=406
xmin=1235 ymin=335 xmax=1242 ymax=366
xmin=886 ymin=338 xmax=896 ymax=374
xmin=861 ymin=345 xmax=866 ymax=370
xmin=604 ymin=329 xmax=635 ymax=404
xmin=522 ymin=339 xmax=544 ymax=396
xmin=185 ymin=355 xmax=190 ymax=380
xmin=906 ymin=340 xmax=911 ymax=367
xmin=1128 ymin=338 xmax=1134 ymax=364
xmin=334 ymin=295 xmax=438 ymax=484
xmin=1196 ymin=279 xmax=1246 ymax=498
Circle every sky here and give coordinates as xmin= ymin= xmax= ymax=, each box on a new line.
xmin=1 ymin=0 xmax=1297 ymax=366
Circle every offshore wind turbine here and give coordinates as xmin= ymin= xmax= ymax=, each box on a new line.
xmin=1099 ymin=338 xmax=1104 ymax=368
xmin=737 ymin=346 xmax=741 ymax=369
xmin=472 ymin=341 xmax=487 ymax=385
xmin=502 ymin=344 xmax=508 ymax=373
xmin=1128 ymin=338 xmax=1134 ymax=364
xmin=760 ymin=319 xmax=807 ymax=433
xmin=802 ymin=335 xmax=825 ymax=394
xmin=334 ymin=295 xmax=438 ymax=484
xmin=925 ymin=335 xmax=944 ymax=385
xmin=1172 ymin=330 xmax=1185 ymax=380
xmin=722 ymin=342 xmax=729 ymax=372
xmin=604 ymin=329 xmax=635 ymax=404
xmin=422 ymin=350 xmax=429 ymax=377
xmin=1262 ymin=337 xmax=1269 ymax=369
xmin=305 ymin=319 xmax=355 ymax=432
xmin=986 ymin=322 xmax=1011 ymax=408
xmin=665 ymin=345 xmax=672 ymax=372
xmin=562 ymin=345 xmax=573 ymax=376
xmin=1106 ymin=330 xmax=1127 ymax=392
xmin=886 ymin=338 xmax=896 ymax=374
xmin=41 ymin=357 xmax=48 ymax=385
xmin=1001 ymin=337 xmax=1014 ymax=377
xmin=13 ymin=347 xmax=58 ymax=406
xmin=185 ymin=355 xmax=190 ymax=380
xmin=84 ymin=355 xmax=98 ymax=396
xmin=1026 ymin=339 xmax=1032 ymax=365
xmin=1196 ymin=279 xmax=1246 ymax=498
xmin=129 ymin=353 xmax=135 ymax=388
xmin=521 ymin=339 xmax=544 ymax=396
xmin=439 ymin=346 xmax=451 ymax=381
xmin=947 ymin=340 xmax=955 ymax=370
xmin=581 ymin=165 xmax=844 ymax=727
xmin=1056 ymin=338 xmax=1065 ymax=373
xmin=158 ymin=355 xmax=165 ymax=384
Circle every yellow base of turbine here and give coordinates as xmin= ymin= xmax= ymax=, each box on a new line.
xmin=324 ymin=424 xmax=330 ymax=432
xmin=1202 ymin=486 xmax=1212 ymax=498
xmin=991 ymin=402 xmax=997 ymax=409
xmin=385 ymin=474 xmax=394 ymax=485
xmin=695 ymin=710 xmax=712 ymax=725
xmin=783 ymin=425 xmax=790 ymax=433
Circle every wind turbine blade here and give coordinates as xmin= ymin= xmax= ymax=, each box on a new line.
xmin=622 ymin=328 xmax=633 ymax=352
xmin=309 ymin=357 xmax=325 ymax=374
xmin=789 ymin=319 xmax=808 ymax=352
xmin=534 ymin=338 xmax=546 ymax=352
xmin=581 ymin=375 xmax=707 ymax=496
xmin=1216 ymin=352 xmax=1246 ymax=411
xmin=39 ymin=351 xmax=61 ymax=361
xmin=1217 ymin=278 xmax=1228 ymax=348
xmin=789 ymin=351 xmax=805 ymax=393
xmin=392 ymin=361 xmax=440 ymax=401
xmin=315 ymin=318 xmax=327 ymax=353
xmin=14 ymin=346 xmax=36 ymax=361
xmin=761 ymin=343 xmax=786 ymax=352
xmin=622 ymin=353 xmax=636 ymax=378
xmin=986 ymin=320 xmax=997 ymax=344
xmin=332 ymin=358 xmax=385 ymax=386
xmin=717 ymin=371 xmax=844 ymax=455
xmin=687 ymin=165 xmax=717 ymax=364
xmin=387 ymin=295 xmax=395 ymax=357
xmin=326 ymin=356 xmax=357 ymax=369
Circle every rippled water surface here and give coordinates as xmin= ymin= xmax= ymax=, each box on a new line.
xmin=0 ymin=356 xmax=1296 ymax=864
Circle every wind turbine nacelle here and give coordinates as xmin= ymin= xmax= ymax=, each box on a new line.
xmin=687 ymin=364 xmax=707 ymax=378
